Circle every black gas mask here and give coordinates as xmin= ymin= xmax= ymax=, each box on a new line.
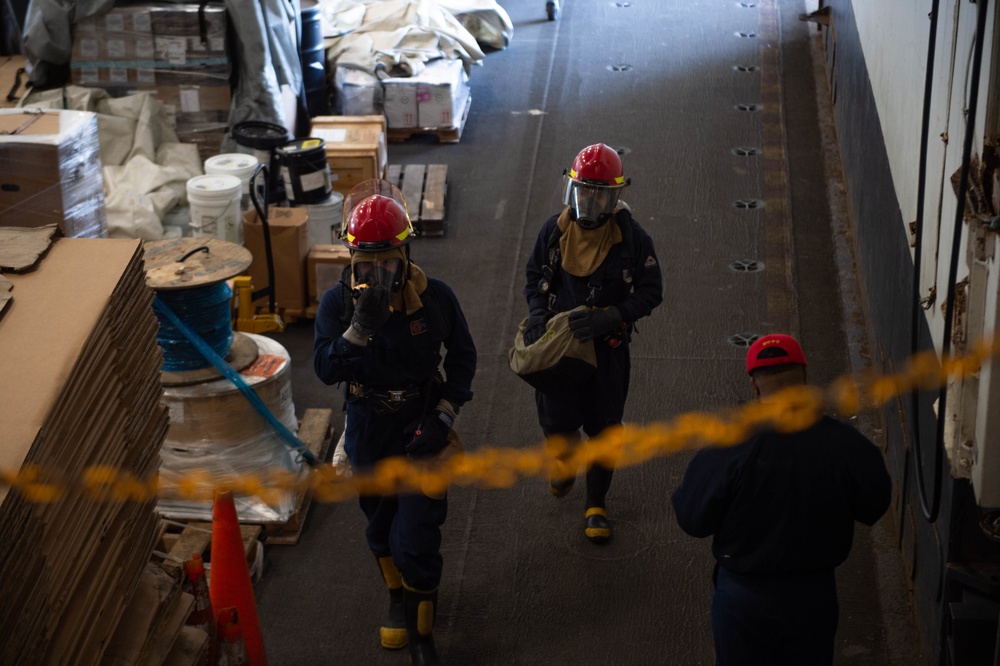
xmin=352 ymin=257 xmax=405 ymax=297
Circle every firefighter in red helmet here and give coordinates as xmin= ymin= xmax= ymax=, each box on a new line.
xmin=522 ymin=143 xmax=663 ymax=544
xmin=314 ymin=180 xmax=477 ymax=666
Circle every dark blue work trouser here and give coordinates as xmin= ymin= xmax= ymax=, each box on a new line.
xmin=535 ymin=340 xmax=630 ymax=508
xmin=345 ymin=397 xmax=448 ymax=591
xmin=711 ymin=566 xmax=838 ymax=666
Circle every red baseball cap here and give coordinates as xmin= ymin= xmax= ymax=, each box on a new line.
xmin=746 ymin=334 xmax=807 ymax=374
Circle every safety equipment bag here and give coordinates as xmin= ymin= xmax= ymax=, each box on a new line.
xmin=508 ymin=306 xmax=597 ymax=393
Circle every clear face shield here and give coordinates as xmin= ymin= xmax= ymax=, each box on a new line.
xmin=562 ymin=178 xmax=620 ymax=230
xmin=352 ymin=256 xmax=405 ymax=294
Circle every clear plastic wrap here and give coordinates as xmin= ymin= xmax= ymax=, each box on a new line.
xmin=68 ymin=3 xmax=232 ymax=159
xmin=0 ymin=108 xmax=108 ymax=238
xmin=157 ymin=333 xmax=307 ymax=523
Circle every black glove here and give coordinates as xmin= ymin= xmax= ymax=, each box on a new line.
xmin=568 ymin=306 xmax=623 ymax=342
xmin=406 ymin=410 xmax=454 ymax=459
xmin=522 ymin=314 xmax=549 ymax=346
xmin=351 ymin=285 xmax=391 ymax=336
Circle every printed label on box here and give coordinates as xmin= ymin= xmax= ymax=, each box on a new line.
xmin=79 ymin=39 xmax=99 ymax=59
xmin=136 ymin=39 xmax=155 ymax=59
xmin=180 ymin=88 xmax=201 ymax=113
xmin=134 ymin=11 xmax=152 ymax=33
xmin=106 ymin=39 xmax=126 ymax=59
xmin=137 ymin=68 xmax=156 ymax=84
xmin=105 ymin=13 xmax=125 ymax=32
xmin=109 ymin=67 xmax=129 ymax=83
xmin=313 ymin=128 xmax=347 ymax=143
xmin=156 ymin=36 xmax=187 ymax=65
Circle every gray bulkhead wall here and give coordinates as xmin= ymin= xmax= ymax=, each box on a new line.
xmin=821 ymin=0 xmax=1000 ymax=662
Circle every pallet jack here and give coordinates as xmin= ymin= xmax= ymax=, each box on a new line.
xmin=233 ymin=164 xmax=285 ymax=334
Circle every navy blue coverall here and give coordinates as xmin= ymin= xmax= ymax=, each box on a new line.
xmin=671 ymin=416 xmax=892 ymax=666
xmin=524 ymin=209 xmax=663 ymax=507
xmin=314 ymin=277 xmax=476 ymax=591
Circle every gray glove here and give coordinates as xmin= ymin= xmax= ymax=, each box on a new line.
xmin=568 ymin=306 xmax=622 ymax=341
xmin=523 ymin=313 xmax=549 ymax=346
xmin=351 ymin=285 xmax=391 ymax=336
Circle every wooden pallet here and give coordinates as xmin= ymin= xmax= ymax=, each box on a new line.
xmin=387 ymin=94 xmax=472 ymax=145
xmin=385 ymin=163 xmax=448 ymax=237
xmin=258 ymin=407 xmax=335 ymax=545
xmin=157 ymin=521 xmax=263 ymax=585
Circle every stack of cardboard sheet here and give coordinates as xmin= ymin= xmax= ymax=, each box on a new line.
xmin=0 ymin=237 xmax=169 ymax=665
xmin=102 ymin=562 xmax=209 ymax=666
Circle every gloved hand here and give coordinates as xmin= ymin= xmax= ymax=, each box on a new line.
xmin=568 ymin=306 xmax=623 ymax=342
xmin=351 ymin=285 xmax=391 ymax=337
xmin=522 ymin=314 xmax=549 ymax=346
xmin=406 ymin=410 xmax=454 ymax=459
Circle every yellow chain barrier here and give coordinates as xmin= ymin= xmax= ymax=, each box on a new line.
xmin=2 ymin=337 xmax=997 ymax=504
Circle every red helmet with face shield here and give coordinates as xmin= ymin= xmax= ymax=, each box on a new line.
xmin=562 ymin=143 xmax=630 ymax=229
xmin=342 ymin=180 xmax=414 ymax=251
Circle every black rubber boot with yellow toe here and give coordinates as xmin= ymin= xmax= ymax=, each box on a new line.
xmin=376 ymin=555 xmax=408 ymax=649
xmin=404 ymin=587 xmax=442 ymax=666
xmin=585 ymin=507 xmax=611 ymax=544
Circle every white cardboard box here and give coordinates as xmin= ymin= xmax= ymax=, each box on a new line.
xmin=335 ymin=66 xmax=382 ymax=116
xmin=382 ymin=79 xmax=418 ymax=129
xmin=416 ymin=59 xmax=470 ymax=128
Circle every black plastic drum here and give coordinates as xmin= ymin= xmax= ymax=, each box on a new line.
xmin=232 ymin=120 xmax=293 ymax=205
xmin=276 ymin=138 xmax=332 ymax=205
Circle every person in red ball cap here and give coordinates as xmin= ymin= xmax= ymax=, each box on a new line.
xmin=672 ymin=333 xmax=891 ymax=666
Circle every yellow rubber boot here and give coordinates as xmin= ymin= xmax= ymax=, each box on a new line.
xmin=585 ymin=507 xmax=611 ymax=544
xmin=404 ymin=585 xmax=441 ymax=666
xmin=377 ymin=556 xmax=408 ymax=649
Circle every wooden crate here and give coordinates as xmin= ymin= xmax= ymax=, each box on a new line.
xmin=385 ymin=163 xmax=448 ymax=237
xmin=310 ymin=115 xmax=388 ymax=195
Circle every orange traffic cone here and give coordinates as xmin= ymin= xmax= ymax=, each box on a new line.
xmin=184 ymin=554 xmax=216 ymax=663
xmin=209 ymin=491 xmax=267 ymax=665
xmin=216 ymin=606 xmax=249 ymax=666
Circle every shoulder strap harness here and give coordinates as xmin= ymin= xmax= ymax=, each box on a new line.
xmin=537 ymin=207 xmax=636 ymax=311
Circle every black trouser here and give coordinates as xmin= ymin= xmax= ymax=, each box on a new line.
xmin=535 ymin=340 xmax=630 ymax=508
xmin=345 ymin=397 xmax=448 ymax=591
xmin=711 ymin=566 xmax=838 ymax=666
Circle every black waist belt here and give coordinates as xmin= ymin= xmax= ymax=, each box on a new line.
xmin=349 ymin=382 xmax=423 ymax=403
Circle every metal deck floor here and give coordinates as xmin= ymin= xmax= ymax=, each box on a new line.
xmin=254 ymin=1 xmax=922 ymax=663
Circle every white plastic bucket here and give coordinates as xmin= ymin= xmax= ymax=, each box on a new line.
xmin=303 ymin=191 xmax=344 ymax=246
xmin=204 ymin=153 xmax=259 ymax=213
xmin=187 ymin=174 xmax=244 ymax=244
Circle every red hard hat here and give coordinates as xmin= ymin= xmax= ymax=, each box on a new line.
xmin=343 ymin=194 xmax=412 ymax=251
xmin=568 ymin=143 xmax=627 ymax=187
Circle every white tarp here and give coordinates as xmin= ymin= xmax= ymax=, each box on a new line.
xmin=19 ymin=86 xmax=203 ymax=241
xmin=319 ymin=0 xmax=511 ymax=77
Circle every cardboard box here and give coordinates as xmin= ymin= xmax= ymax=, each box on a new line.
xmin=382 ymin=79 xmax=418 ymax=129
xmin=307 ymin=243 xmax=351 ymax=304
xmin=310 ymin=115 xmax=388 ymax=195
xmin=0 ymin=110 xmax=107 ymax=237
xmin=334 ymin=66 xmax=382 ymax=116
xmin=417 ymin=59 xmax=471 ymax=128
xmin=243 ymin=207 xmax=310 ymax=311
